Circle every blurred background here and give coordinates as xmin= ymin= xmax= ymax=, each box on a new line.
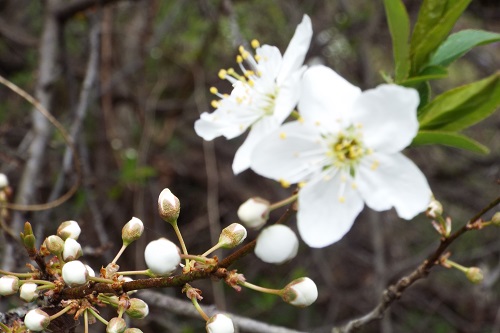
xmin=0 ymin=0 xmax=499 ymax=332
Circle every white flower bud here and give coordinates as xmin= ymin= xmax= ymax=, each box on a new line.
xmin=62 ymin=260 xmax=88 ymax=286
xmin=281 ymin=277 xmax=318 ymax=307
xmin=158 ymin=188 xmax=181 ymax=224
xmin=0 ymin=275 xmax=19 ymax=295
xmin=125 ymin=298 xmax=149 ymax=319
xmin=20 ymin=282 xmax=38 ymax=302
xmin=106 ymin=317 xmax=127 ymax=333
xmin=0 ymin=173 xmax=8 ymax=188
xmin=124 ymin=329 xmax=144 ymax=333
xmin=62 ymin=238 xmax=83 ymax=261
xmin=122 ymin=217 xmax=144 ymax=246
xmin=24 ymin=308 xmax=50 ymax=331
xmin=237 ymin=197 xmax=270 ymax=229
xmin=85 ymin=265 xmax=96 ymax=277
xmin=45 ymin=235 xmax=65 ymax=255
xmin=254 ymin=225 xmax=298 ymax=264
xmin=206 ymin=313 xmax=234 ymax=333
xmin=466 ymin=267 xmax=484 ymax=284
xmin=57 ymin=220 xmax=81 ymax=240
xmin=144 ymin=238 xmax=181 ymax=276
xmin=492 ymin=212 xmax=500 ymax=226
xmin=219 ymin=223 xmax=247 ymax=249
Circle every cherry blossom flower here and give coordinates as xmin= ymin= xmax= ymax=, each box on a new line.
xmin=195 ymin=14 xmax=313 ymax=174
xmin=251 ymin=65 xmax=432 ymax=248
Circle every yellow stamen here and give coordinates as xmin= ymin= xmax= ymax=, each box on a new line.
xmin=279 ymin=179 xmax=291 ymax=188
xmin=371 ymin=160 xmax=380 ymax=170
xmin=211 ymin=100 xmax=219 ymax=108
xmin=254 ymin=54 xmax=261 ymax=62
xmin=236 ymin=55 xmax=243 ymax=63
xmin=298 ymin=181 xmax=306 ymax=188
xmin=279 ymin=132 xmax=286 ymax=139
xmin=251 ymin=39 xmax=260 ymax=48
xmin=210 ymin=87 xmax=218 ymax=94
xmin=339 ymin=196 xmax=346 ymax=203
xmin=218 ymin=69 xmax=227 ymax=79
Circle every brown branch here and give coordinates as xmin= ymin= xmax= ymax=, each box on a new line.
xmin=333 ymin=196 xmax=500 ymax=333
xmin=52 ymin=0 xmax=124 ymax=22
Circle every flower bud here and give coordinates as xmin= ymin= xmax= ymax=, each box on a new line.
xmin=0 ymin=173 xmax=8 ymax=189
xmin=466 ymin=267 xmax=484 ymax=284
xmin=20 ymin=282 xmax=38 ymax=302
xmin=492 ymin=212 xmax=500 ymax=226
xmin=57 ymin=220 xmax=81 ymax=240
xmin=106 ymin=317 xmax=127 ymax=333
xmin=426 ymin=198 xmax=443 ymax=219
xmin=281 ymin=277 xmax=318 ymax=307
xmin=237 ymin=197 xmax=270 ymax=229
xmin=62 ymin=260 xmax=88 ymax=286
xmin=85 ymin=265 xmax=96 ymax=277
xmin=206 ymin=313 xmax=234 ymax=333
xmin=122 ymin=217 xmax=144 ymax=246
xmin=144 ymin=238 xmax=181 ymax=276
xmin=124 ymin=329 xmax=144 ymax=333
xmin=125 ymin=298 xmax=149 ymax=319
xmin=45 ymin=235 xmax=65 ymax=255
xmin=158 ymin=188 xmax=181 ymax=224
xmin=219 ymin=223 xmax=247 ymax=249
xmin=24 ymin=309 xmax=50 ymax=331
xmin=0 ymin=275 xmax=19 ymax=295
xmin=254 ymin=225 xmax=298 ymax=264
xmin=62 ymin=238 xmax=83 ymax=261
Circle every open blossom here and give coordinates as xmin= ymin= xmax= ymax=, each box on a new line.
xmin=251 ymin=65 xmax=432 ymax=248
xmin=195 ymin=15 xmax=312 ymax=174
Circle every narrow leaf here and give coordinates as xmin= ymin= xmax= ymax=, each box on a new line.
xmin=401 ymin=66 xmax=448 ymax=85
xmin=419 ymin=72 xmax=500 ymax=131
xmin=427 ymin=29 xmax=500 ymax=68
xmin=383 ymin=0 xmax=411 ymax=82
xmin=410 ymin=0 xmax=472 ymax=74
xmin=412 ymin=130 xmax=489 ymax=154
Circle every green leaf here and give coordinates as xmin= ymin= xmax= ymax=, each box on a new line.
xmin=401 ymin=66 xmax=448 ymax=85
xmin=416 ymin=81 xmax=431 ymax=111
xmin=427 ymin=29 xmax=500 ymax=68
xmin=419 ymin=72 xmax=500 ymax=131
xmin=410 ymin=0 xmax=472 ymax=74
xmin=412 ymin=130 xmax=489 ymax=154
xmin=383 ymin=0 xmax=411 ymax=82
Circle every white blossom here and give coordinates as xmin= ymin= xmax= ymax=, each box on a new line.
xmin=206 ymin=314 xmax=235 ymax=333
xmin=237 ymin=198 xmax=270 ymax=229
xmin=195 ymin=15 xmax=313 ymax=174
xmin=0 ymin=173 xmax=8 ymax=188
xmin=20 ymin=282 xmax=38 ymax=302
xmin=254 ymin=225 xmax=298 ymax=264
xmin=251 ymin=65 xmax=432 ymax=247
xmin=122 ymin=217 xmax=144 ymax=245
xmin=57 ymin=220 xmax=81 ymax=240
xmin=24 ymin=309 xmax=50 ymax=332
xmin=62 ymin=260 xmax=88 ymax=286
xmin=62 ymin=238 xmax=83 ymax=261
xmin=219 ymin=223 xmax=247 ymax=248
xmin=157 ymin=188 xmax=181 ymax=224
xmin=144 ymin=238 xmax=181 ymax=276
xmin=0 ymin=275 xmax=19 ymax=296
xmin=282 ymin=277 xmax=318 ymax=307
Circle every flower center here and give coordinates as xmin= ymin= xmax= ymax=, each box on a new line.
xmin=325 ymin=126 xmax=368 ymax=176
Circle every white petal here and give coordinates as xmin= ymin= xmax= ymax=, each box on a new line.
xmin=357 ymin=152 xmax=432 ymax=219
xmin=351 ymin=84 xmax=419 ymax=153
xmin=254 ymin=225 xmax=299 ymax=264
xmin=273 ymin=67 xmax=305 ymax=123
xmin=298 ymin=65 xmax=361 ymax=129
xmin=195 ymin=108 xmax=257 ymax=141
xmin=232 ymin=116 xmax=281 ymax=174
xmin=277 ymin=14 xmax=313 ymax=84
xmin=250 ymin=121 xmax=326 ymax=183
xmin=297 ymin=171 xmax=364 ymax=247
xmin=256 ymin=45 xmax=282 ymax=80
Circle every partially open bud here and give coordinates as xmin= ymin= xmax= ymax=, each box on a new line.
xmin=426 ymin=198 xmax=443 ymax=219
xmin=20 ymin=282 xmax=38 ymax=302
xmin=57 ymin=220 xmax=81 ymax=240
xmin=0 ymin=173 xmax=8 ymax=189
xmin=24 ymin=309 xmax=50 ymax=332
xmin=125 ymin=298 xmax=149 ymax=319
xmin=0 ymin=275 xmax=19 ymax=296
xmin=62 ymin=238 xmax=83 ymax=261
xmin=254 ymin=225 xmax=298 ymax=264
xmin=122 ymin=217 xmax=144 ymax=246
xmin=281 ymin=277 xmax=318 ymax=307
xmin=492 ymin=212 xmax=500 ymax=226
xmin=106 ymin=317 xmax=127 ymax=333
xmin=237 ymin=197 xmax=270 ymax=229
xmin=206 ymin=313 xmax=234 ymax=333
xmin=62 ymin=260 xmax=88 ymax=286
xmin=144 ymin=238 xmax=181 ymax=276
xmin=219 ymin=223 xmax=247 ymax=249
xmin=158 ymin=188 xmax=181 ymax=224
xmin=45 ymin=235 xmax=64 ymax=255
xmin=85 ymin=265 xmax=96 ymax=277
xmin=465 ymin=267 xmax=484 ymax=284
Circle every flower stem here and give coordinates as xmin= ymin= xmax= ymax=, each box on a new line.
xmin=0 ymin=270 xmax=33 ymax=278
xmin=0 ymin=321 xmax=12 ymax=333
xmin=88 ymin=308 xmax=109 ymax=326
xmin=269 ymin=194 xmax=298 ymax=211
xmin=111 ymin=244 xmax=127 ymax=264
xmin=239 ymin=280 xmax=282 ymax=296
xmin=20 ymin=279 xmax=55 ymax=287
xmin=84 ymin=309 xmax=89 ymax=333
xmin=49 ymin=305 xmax=73 ymax=321
xmin=190 ymin=296 xmax=209 ymax=321
xmin=201 ymin=242 xmax=223 ymax=257
xmin=116 ymin=269 xmax=151 ymax=277
xmin=180 ymin=254 xmax=215 ymax=264
xmin=445 ymin=259 xmax=468 ymax=273
xmin=171 ymin=220 xmax=189 ymax=266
